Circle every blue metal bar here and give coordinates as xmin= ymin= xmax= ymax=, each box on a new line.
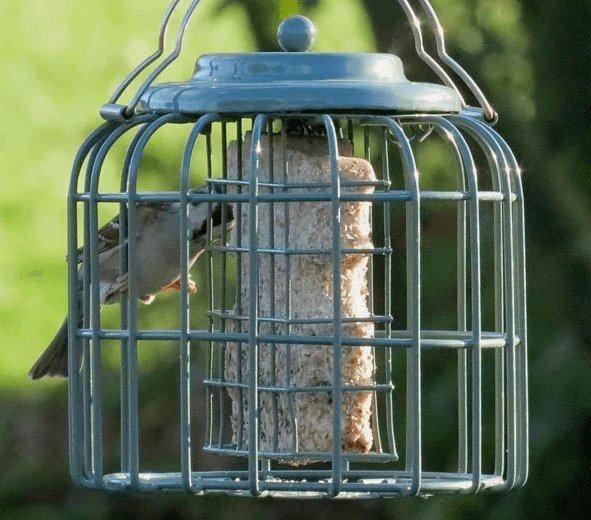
xmin=467 ymin=118 xmax=507 ymax=479
xmin=368 ymin=116 xmax=422 ymax=495
xmin=87 ymin=121 xmax=153 ymax=488
xmin=374 ymin=116 xmax=421 ymax=491
xmin=247 ymin=114 xmax=267 ymax=496
xmin=318 ymin=115 xmax=343 ymax=497
xmin=267 ymin=120 xmax=280 ymax=454
xmin=280 ymin=121 xmax=299 ymax=454
xmin=76 ymin=328 xmax=514 ymax=349
xmin=99 ymin=468 xmax=505 ymax=495
xmin=126 ymin=113 xmax=188 ymax=489
xmin=179 ymin=113 xmax=223 ymax=492
xmin=418 ymin=116 xmax=482 ymax=493
xmin=68 ymin=122 xmax=116 ymax=486
xmin=450 ymin=115 xmax=518 ymax=489
xmin=479 ymin=122 xmax=529 ymax=488
xmin=235 ymin=118 xmax=245 ymax=451
xmin=74 ymin=190 xmax=514 ymax=204
xmin=396 ymin=120 xmax=422 ymax=496
xmin=200 ymin=451 xmax=397 ymax=466
xmin=218 ymin=122 xmax=229 ymax=449
xmin=82 ymin=127 xmax=121 ymax=482
xmin=428 ymin=126 xmax=469 ymax=473
xmin=209 ymin=178 xmax=389 ymax=190
xmin=212 ymin=246 xmax=392 ymax=256
xmin=209 ymin=311 xmax=393 ymax=325
xmin=205 ymin=381 xmax=395 ymax=393
xmin=362 ymin=126 xmax=383 ymax=457
xmin=381 ymin=127 xmax=398 ymax=460
xmin=205 ymin=130 xmax=215 ymax=450
xmin=118 ymin=122 xmax=156 ymax=474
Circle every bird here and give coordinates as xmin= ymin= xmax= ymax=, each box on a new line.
xmin=29 ymin=187 xmax=235 ymax=380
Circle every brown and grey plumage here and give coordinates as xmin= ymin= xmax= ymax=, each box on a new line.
xmin=29 ymin=189 xmax=234 ymax=380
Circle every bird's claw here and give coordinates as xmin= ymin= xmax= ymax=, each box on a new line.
xmin=162 ymin=277 xmax=198 ymax=295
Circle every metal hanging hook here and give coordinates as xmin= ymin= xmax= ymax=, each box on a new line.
xmin=396 ymin=0 xmax=467 ymax=109
xmin=101 ymin=0 xmax=204 ymax=122
xmin=415 ymin=0 xmax=498 ymax=123
xmin=391 ymin=0 xmax=497 ymax=122
xmin=108 ymin=0 xmax=181 ymax=107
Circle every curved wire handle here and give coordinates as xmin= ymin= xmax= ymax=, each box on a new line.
xmin=397 ymin=0 xmax=466 ymax=107
xmin=415 ymin=0 xmax=497 ymax=122
xmin=101 ymin=0 xmax=203 ymax=121
xmin=102 ymin=0 xmax=496 ymax=123
xmin=108 ymin=0 xmax=181 ymax=107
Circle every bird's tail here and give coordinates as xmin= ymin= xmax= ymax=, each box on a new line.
xmin=29 ymin=317 xmax=70 ymax=379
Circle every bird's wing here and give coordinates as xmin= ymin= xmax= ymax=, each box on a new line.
xmin=76 ymin=214 xmax=123 ymax=264
xmin=74 ymin=202 xmax=176 ymax=264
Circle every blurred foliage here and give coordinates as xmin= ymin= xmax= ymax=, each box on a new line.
xmin=1 ymin=0 xmax=590 ymax=518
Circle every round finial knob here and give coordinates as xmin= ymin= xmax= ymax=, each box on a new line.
xmin=277 ymin=15 xmax=317 ymax=52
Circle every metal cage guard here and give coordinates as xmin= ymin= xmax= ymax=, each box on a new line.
xmin=100 ymin=0 xmax=496 ymax=123
xmin=64 ymin=0 xmax=527 ymax=500
xmin=67 ymin=111 xmax=527 ymax=496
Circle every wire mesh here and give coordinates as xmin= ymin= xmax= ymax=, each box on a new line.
xmin=67 ymin=112 xmax=527 ymax=497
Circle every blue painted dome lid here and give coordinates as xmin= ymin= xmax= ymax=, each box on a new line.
xmin=138 ymin=16 xmax=462 ymax=115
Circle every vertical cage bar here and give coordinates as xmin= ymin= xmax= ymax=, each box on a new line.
xmin=218 ymin=122 xmax=229 ymax=447
xmin=235 ymin=118 xmax=245 ymax=451
xmin=118 ymin=123 xmax=151 ymax=475
xmin=180 ymin=147 xmax=193 ymax=492
xmin=381 ymin=127 xmax=397 ymax=459
xmin=82 ymin=135 xmax=109 ymax=481
xmin=446 ymin=134 xmax=469 ymax=474
xmin=88 ymin=123 xmax=140 ymax=487
xmin=513 ymin=161 xmax=529 ymax=488
xmin=122 ymin=121 xmax=162 ymax=480
xmin=128 ymin=114 xmax=181 ymax=489
xmin=363 ymin=124 xmax=382 ymax=456
xmin=482 ymin=122 xmax=510 ymax=481
xmin=473 ymin=121 xmax=526 ymax=488
xmin=453 ymin=116 xmax=519 ymax=489
xmin=380 ymin=116 xmax=421 ymax=495
xmin=460 ymin=118 xmax=511 ymax=483
xmin=492 ymin=180 xmax=506 ymax=481
xmin=426 ymin=126 xmax=470 ymax=474
xmin=126 ymin=143 xmax=141 ymax=490
xmin=267 ymin=121 xmax=280 ymax=454
xmin=490 ymin=128 xmax=529 ymax=487
xmin=321 ymin=115 xmax=343 ymax=496
xmin=180 ymin=113 xmax=220 ymax=491
xmin=401 ymin=124 xmax=421 ymax=496
xmin=205 ymin=129 xmax=215 ymax=449
xmin=281 ymin=121 xmax=298 ymax=452
xmin=68 ymin=123 xmax=115 ymax=485
xmin=433 ymin=117 xmax=482 ymax=492
xmin=248 ymin=114 xmax=267 ymax=496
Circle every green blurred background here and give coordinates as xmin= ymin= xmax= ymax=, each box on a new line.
xmin=1 ymin=0 xmax=590 ymax=518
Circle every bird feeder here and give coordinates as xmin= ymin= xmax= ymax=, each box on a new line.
xmin=67 ymin=0 xmax=528 ymax=498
